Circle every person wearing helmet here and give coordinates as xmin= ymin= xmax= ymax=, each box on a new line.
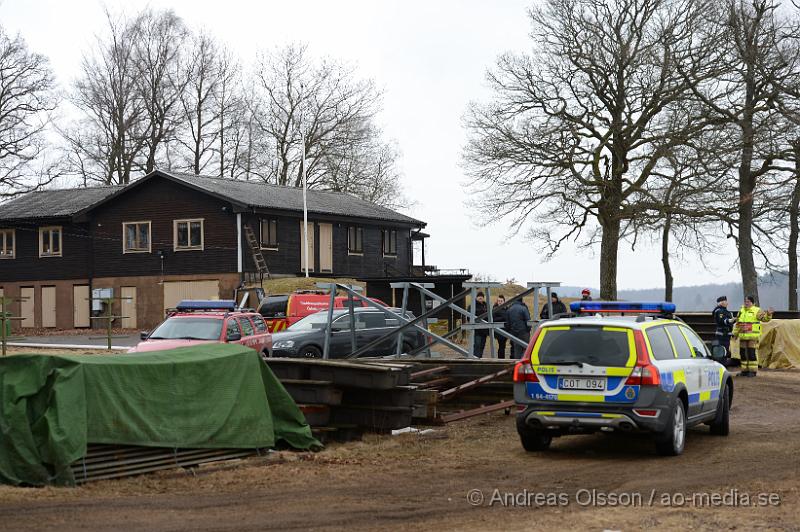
xmin=581 ymin=289 xmax=592 ymax=301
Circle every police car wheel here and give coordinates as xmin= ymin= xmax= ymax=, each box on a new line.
xmin=655 ymin=399 xmax=686 ymax=456
xmin=709 ymin=386 xmax=730 ymax=436
xmin=519 ymin=427 xmax=552 ymax=452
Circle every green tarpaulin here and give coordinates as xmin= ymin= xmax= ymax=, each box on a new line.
xmin=0 ymin=344 xmax=319 ymax=486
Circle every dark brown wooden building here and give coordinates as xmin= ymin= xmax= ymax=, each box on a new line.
xmin=0 ymin=170 xmax=426 ymax=329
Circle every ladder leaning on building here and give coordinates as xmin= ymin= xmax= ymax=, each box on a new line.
xmin=242 ymin=224 xmax=271 ymax=286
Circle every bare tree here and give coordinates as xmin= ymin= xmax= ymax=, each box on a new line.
xmin=132 ymin=8 xmax=189 ymax=174
xmin=0 ymin=26 xmax=61 ymax=197
xmin=686 ymin=0 xmax=800 ymax=303
xmin=247 ymin=44 xmax=404 ymax=205
xmin=64 ymin=8 xmax=189 ymax=184
xmin=64 ymin=10 xmax=148 ymax=185
xmin=175 ymin=32 xmax=234 ymax=174
xmin=463 ymin=0 xmax=720 ymax=299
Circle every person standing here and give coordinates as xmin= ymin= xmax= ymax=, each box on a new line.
xmin=581 ymin=289 xmax=592 ymax=301
xmin=733 ymin=295 xmax=773 ymax=377
xmin=492 ymin=295 xmax=509 ymax=359
xmin=540 ymin=292 xmax=568 ymax=320
xmin=712 ymin=296 xmax=736 ymax=360
xmin=507 ymin=298 xmax=532 ymax=359
xmin=472 ymin=292 xmax=489 ymax=358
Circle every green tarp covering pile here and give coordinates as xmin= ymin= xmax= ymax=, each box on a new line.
xmin=0 ymin=343 xmax=319 ymax=486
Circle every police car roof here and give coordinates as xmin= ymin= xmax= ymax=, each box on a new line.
xmin=540 ymin=315 xmax=675 ymax=329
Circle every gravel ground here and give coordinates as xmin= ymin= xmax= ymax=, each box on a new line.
xmin=0 ymin=370 xmax=799 ymax=531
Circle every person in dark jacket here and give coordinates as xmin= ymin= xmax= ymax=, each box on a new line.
xmin=492 ymin=295 xmax=509 ymax=359
xmin=473 ymin=292 xmax=489 ymax=358
xmin=712 ymin=296 xmax=736 ymax=359
xmin=506 ymin=299 xmax=532 ymax=359
xmin=540 ymin=292 xmax=568 ymax=320
xmin=581 ymin=288 xmax=592 ymax=301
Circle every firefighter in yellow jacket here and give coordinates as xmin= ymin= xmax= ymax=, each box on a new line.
xmin=733 ymin=295 xmax=774 ymax=377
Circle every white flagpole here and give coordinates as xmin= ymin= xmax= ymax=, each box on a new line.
xmin=301 ymin=86 xmax=309 ymax=278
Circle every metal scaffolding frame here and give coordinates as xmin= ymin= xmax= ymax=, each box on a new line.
xmin=309 ymin=281 xmax=562 ymax=360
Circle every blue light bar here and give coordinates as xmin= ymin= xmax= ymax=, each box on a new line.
xmin=569 ymin=301 xmax=677 ymax=314
xmin=176 ymin=299 xmax=236 ymax=311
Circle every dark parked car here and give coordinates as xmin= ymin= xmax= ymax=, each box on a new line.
xmin=270 ymin=307 xmax=427 ymax=358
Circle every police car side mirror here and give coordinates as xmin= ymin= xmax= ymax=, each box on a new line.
xmin=709 ymin=345 xmax=727 ymax=362
xmin=140 ymin=331 xmax=150 ymax=340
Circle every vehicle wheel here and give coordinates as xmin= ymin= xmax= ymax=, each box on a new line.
xmin=518 ymin=427 xmax=552 ymax=452
xmin=655 ymin=398 xmax=686 ymax=456
xmin=300 ymin=345 xmax=322 ymax=358
xmin=709 ymin=386 xmax=730 ymax=436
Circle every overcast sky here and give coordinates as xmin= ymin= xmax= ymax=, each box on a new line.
xmin=1 ymin=0 xmax=743 ymax=290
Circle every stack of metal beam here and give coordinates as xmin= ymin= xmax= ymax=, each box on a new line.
xmin=71 ymin=445 xmax=266 ymax=484
xmin=264 ymin=358 xmax=416 ymax=442
xmin=383 ymin=358 xmax=516 ymax=424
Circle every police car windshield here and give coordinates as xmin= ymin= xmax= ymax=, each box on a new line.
xmin=538 ymin=326 xmax=630 ymax=366
xmin=149 ymin=318 xmax=223 ymax=340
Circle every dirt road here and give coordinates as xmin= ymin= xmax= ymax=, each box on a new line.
xmin=1 ymin=371 xmax=799 ymax=531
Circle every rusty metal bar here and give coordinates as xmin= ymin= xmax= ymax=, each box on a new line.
xmin=409 ymin=365 xmax=450 ymax=381
xmin=438 ymin=367 xmax=513 ymax=401
xmin=439 ymin=399 xmax=515 ymax=423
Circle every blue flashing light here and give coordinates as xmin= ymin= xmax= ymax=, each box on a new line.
xmin=176 ymin=299 xmax=236 ymax=311
xmin=569 ymin=301 xmax=677 ymax=314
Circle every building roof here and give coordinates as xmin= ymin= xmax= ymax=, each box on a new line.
xmin=0 ymin=185 xmax=124 ymax=220
xmin=161 ymin=171 xmax=423 ymax=226
xmin=0 ymin=170 xmax=424 ymax=227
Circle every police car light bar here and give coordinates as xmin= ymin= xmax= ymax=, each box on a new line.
xmin=569 ymin=301 xmax=677 ymax=314
xmin=175 ymin=299 xmax=237 ymax=311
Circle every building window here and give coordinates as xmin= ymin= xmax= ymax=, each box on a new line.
xmin=348 ymin=226 xmax=363 ymax=254
xmin=123 ymin=222 xmax=151 ymax=253
xmin=174 ymin=219 xmax=204 ymax=250
xmin=260 ymin=218 xmax=278 ymax=249
xmin=382 ymin=229 xmax=397 ymax=256
xmin=0 ymin=229 xmax=14 ymax=259
xmin=39 ymin=226 xmax=62 ymax=257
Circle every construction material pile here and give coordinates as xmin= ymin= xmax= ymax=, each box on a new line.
xmin=266 ymin=357 xmax=516 ymax=439
xmin=0 ymin=344 xmax=318 ymax=486
xmin=264 ymin=358 xmax=415 ymax=443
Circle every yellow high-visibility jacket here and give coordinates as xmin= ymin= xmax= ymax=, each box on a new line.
xmin=734 ymin=305 xmax=771 ymax=341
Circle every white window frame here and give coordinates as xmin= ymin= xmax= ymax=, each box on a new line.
xmin=39 ymin=226 xmax=62 ymax=258
xmin=260 ymin=218 xmax=278 ymax=250
xmin=122 ymin=221 xmax=152 ymax=254
xmin=0 ymin=229 xmax=15 ymax=259
xmin=173 ymin=218 xmax=205 ymax=251
xmin=382 ymin=229 xmax=397 ymax=258
xmin=348 ymin=226 xmax=363 ymax=256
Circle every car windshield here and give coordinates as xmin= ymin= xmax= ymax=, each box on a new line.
xmin=537 ymin=326 xmax=631 ymax=367
xmin=288 ymin=312 xmax=343 ymax=331
xmin=148 ymin=317 xmax=223 ymax=340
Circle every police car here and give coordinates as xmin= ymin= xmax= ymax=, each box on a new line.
xmin=513 ymin=301 xmax=732 ymax=456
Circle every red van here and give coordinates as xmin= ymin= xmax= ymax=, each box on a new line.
xmin=258 ymin=291 xmax=387 ymax=332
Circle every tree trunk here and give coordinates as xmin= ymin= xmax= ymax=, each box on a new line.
xmin=662 ymin=215 xmax=673 ymax=302
xmin=599 ymin=215 xmax=620 ymax=300
xmin=738 ymin=117 xmax=759 ymax=304
xmin=789 ymin=144 xmax=800 ymax=311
